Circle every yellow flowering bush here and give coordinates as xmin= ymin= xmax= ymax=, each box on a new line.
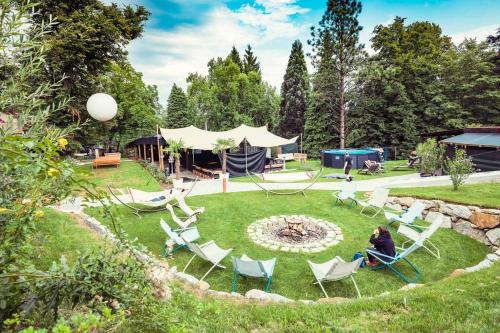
xmin=57 ymin=137 xmax=68 ymax=150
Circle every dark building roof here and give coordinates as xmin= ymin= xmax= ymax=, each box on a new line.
xmin=441 ymin=133 xmax=500 ymax=148
xmin=126 ymin=136 xmax=166 ymax=147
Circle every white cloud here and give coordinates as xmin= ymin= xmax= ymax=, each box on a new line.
xmin=450 ymin=25 xmax=497 ymax=44
xmin=127 ymin=1 xmax=310 ymax=102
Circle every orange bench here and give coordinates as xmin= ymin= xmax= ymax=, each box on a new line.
xmin=93 ymin=154 xmax=121 ymax=169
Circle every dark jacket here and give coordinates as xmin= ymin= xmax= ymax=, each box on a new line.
xmin=370 ymin=232 xmax=396 ymax=259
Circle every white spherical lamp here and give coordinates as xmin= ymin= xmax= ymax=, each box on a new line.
xmin=86 ymin=93 xmax=117 ymax=122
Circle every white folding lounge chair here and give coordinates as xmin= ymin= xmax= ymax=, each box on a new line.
xmin=332 ymin=182 xmax=357 ymax=207
xmin=175 ymin=193 xmax=205 ymax=217
xmin=160 ymin=219 xmax=200 ymax=256
xmin=307 ymin=256 xmax=363 ymax=298
xmin=182 ymin=240 xmax=233 ymax=281
xmin=397 ymin=215 xmax=443 ymax=258
xmin=385 ymin=201 xmax=426 ymax=227
xmin=231 ymin=254 xmax=276 ymax=292
xmin=166 ymin=204 xmax=197 ymax=231
xmin=357 ymin=188 xmax=389 ymax=217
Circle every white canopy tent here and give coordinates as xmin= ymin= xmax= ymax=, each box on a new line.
xmin=159 ymin=124 xmax=298 ymax=150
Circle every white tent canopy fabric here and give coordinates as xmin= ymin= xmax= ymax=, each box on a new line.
xmin=159 ymin=124 xmax=298 ymax=150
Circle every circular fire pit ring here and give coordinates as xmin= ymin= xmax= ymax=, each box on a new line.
xmin=247 ymin=215 xmax=343 ymax=253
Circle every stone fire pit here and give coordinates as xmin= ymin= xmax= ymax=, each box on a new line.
xmin=247 ymin=215 xmax=343 ymax=253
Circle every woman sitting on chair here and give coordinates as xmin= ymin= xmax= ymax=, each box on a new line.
xmin=366 ymin=226 xmax=396 ymax=267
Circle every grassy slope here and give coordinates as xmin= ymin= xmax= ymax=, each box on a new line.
xmin=391 ymin=182 xmax=500 ymax=208
xmin=30 ymin=209 xmax=103 ymax=270
xmin=75 ymin=160 xmax=162 ymax=191
xmin=86 ymin=191 xmax=488 ymax=300
xmin=231 ymin=160 xmax=417 ymax=183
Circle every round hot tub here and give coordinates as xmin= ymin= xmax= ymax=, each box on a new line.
xmin=321 ymin=148 xmax=380 ymax=169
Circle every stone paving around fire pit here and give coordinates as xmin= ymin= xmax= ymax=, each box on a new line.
xmin=247 ymin=215 xmax=343 ymax=253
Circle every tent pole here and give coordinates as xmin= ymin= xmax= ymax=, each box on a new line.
xmin=143 ymin=144 xmax=147 ymax=161
xmin=157 ymin=125 xmax=164 ymax=170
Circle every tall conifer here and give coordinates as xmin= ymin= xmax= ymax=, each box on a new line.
xmin=165 ymin=84 xmax=191 ymax=128
xmin=243 ymin=45 xmax=261 ymax=75
xmin=227 ymin=46 xmax=243 ymax=72
xmin=278 ymin=40 xmax=309 ymax=138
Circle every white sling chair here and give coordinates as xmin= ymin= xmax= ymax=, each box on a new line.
xmin=160 ymin=219 xmax=200 ymax=256
xmin=332 ymin=182 xmax=357 ymax=207
xmin=128 ymin=188 xmax=177 ymax=207
xmin=357 ymin=188 xmax=390 ymax=217
xmin=385 ymin=201 xmax=426 ymax=227
xmin=307 ymin=256 xmax=363 ymax=298
xmin=397 ymin=215 xmax=443 ymax=258
xmin=231 ymin=254 xmax=276 ymax=292
xmin=175 ymin=193 xmax=205 ymax=217
xmin=166 ymin=204 xmax=197 ymax=231
xmin=182 ymin=240 xmax=233 ymax=281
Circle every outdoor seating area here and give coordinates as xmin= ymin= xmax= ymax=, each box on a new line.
xmin=92 ymin=152 xmax=121 ymax=169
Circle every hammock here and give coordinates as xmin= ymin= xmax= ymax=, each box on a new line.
xmin=246 ymin=167 xmax=323 ymax=197
xmin=258 ymin=171 xmax=317 ymax=182
xmin=107 ymin=178 xmax=200 ymax=217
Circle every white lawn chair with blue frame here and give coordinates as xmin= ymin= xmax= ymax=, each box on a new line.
xmin=397 ymin=215 xmax=443 ymax=258
xmin=159 ymin=219 xmax=200 ymax=257
xmin=385 ymin=201 xmax=426 ymax=228
xmin=357 ymin=188 xmax=390 ymax=218
xmin=307 ymin=256 xmax=363 ymax=298
xmin=183 ymin=240 xmax=233 ymax=281
xmin=332 ymin=182 xmax=357 ymax=207
xmin=366 ymin=241 xmax=421 ymax=283
xmin=166 ymin=203 xmax=197 ymax=231
xmin=231 ymin=254 xmax=276 ymax=292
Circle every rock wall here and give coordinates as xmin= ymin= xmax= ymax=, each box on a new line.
xmin=388 ymin=197 xmax=500 ymax=251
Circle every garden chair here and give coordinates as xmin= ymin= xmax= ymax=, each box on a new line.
xmin=182 ymin=240 xmax=233 ymax=281
xmin=307 ymin=256 xmax=363 ymax=298
xmin=365 ymin=241 xmax=421 ymax=283
xmin=166 ymin=203 xmax=197 ymax=231
xmin=231 ymin=254 xmax=276 ymax=292
xmin=332 ymin=182 xmax=357 ymax=207
xmin=397 ymin=215 xmax=443 ymax=259
xmin=357 ymin=188 xmax=390 ymax=218
xmin=358 ymin=160 xmax=383 ymax=175
xmin=159 ymin=218 xmax=200 ymax=256
xmin=385 ymin=201 xmax=426 ymax=228
xmin=175 ymin=193 xmax=205 ymax=217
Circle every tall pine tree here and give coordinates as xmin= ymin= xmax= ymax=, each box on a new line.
xmin=165 ymin=84 xmax=191 ymax=128
xmin=304 ymin=30 xmax=339 ymax=157
xmin=227 ymin=46 xmax=243 ymax=72
xmin=243 ymin=45 xmax=261 ymax=75
xmin=309 ymin=0 xmax=363 ymax=148
xmin=278 ymin=40 xmax=309 ymax=138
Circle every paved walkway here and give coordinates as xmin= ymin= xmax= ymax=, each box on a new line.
xmin=190 ymin=171 xmax=500 ymax=196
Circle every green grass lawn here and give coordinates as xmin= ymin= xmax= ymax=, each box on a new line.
xmin=30 ymin=209 xmax=104 ymax=270
xmin=75 ymin=160 xmax=162 ymax=191
xmin=31 ymin=204 xmax=499 ymax=332
xmin=231 ymin=159 xmax=417 ymax=183
xmin=392 ymin=182 xmax=500 ymax=208
xmin=86 ymin=190 xmax=489 ymax=300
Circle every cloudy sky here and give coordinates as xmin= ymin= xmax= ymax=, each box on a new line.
xmin=110 ymin=0 xmax=499 ymax=102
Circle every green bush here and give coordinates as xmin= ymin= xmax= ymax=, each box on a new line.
xmin=445 ymin=149 xmax=474 ymax=190
xmin=416 ymin=138 xmax=444 ymax=175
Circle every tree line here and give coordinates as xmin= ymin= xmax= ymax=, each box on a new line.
xmin=12 ymin=0 xmax=499 ymax=157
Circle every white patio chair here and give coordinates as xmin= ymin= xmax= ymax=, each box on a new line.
xmin=357 ymin=188 xmax=390 ymax=217
xmin=183 ymin=240 xmax=233 ymax=281
xmin=397 ymin=215 xmax=443 ymax=258
xmin=307 ymin=256 xmax=363 ymax=298
xmin=160 ymin=218 xmax=199 ymax=256
xmin=175 ymin=193 xmax=205 ymax=217
xmin=231 ymin=254 xmax=276 ymax=292
xmin=166 ymin=204 xmax=197 ymax=231
xmin=385 ymin=201 xmax=426 ymax=227
xmin=332 ymin=182 xmax=357 ymax=207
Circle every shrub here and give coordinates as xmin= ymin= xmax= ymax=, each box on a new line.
xmin=416 ymin=139 xmax=444 ymax=175
xmin=445 ymin=149 xmax=474 ymax=190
